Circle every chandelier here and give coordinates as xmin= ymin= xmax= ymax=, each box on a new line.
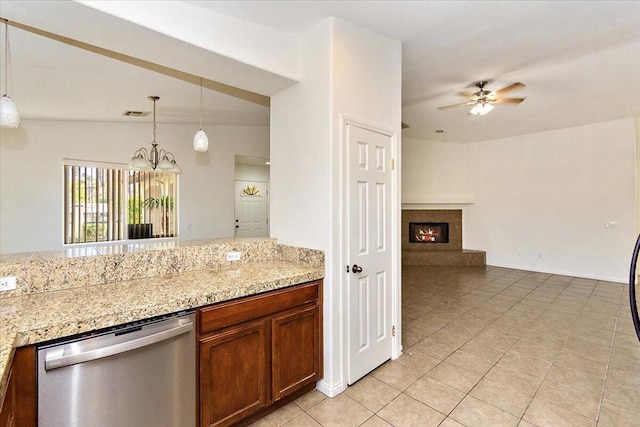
xmin=127 ymin=96 xmax=181 ymax=173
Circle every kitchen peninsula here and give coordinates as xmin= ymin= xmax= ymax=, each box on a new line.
xmin=0 ymin=238 xmax=324 ymax=426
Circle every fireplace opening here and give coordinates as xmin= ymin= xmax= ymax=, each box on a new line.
xmin=409 ymin=222 xmax=449 ymax=243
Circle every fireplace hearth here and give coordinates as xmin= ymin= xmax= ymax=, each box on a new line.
xmin=409 ymin=222 xmax=449 ymax=243
xmin=402 ymin=209 xmax=485 ymax=266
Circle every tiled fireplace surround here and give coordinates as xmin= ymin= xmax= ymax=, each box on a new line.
xmin=402 ymin=209 xmax=485 ymax=266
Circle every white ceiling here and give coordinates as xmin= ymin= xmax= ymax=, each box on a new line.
xmin=2 ymin=1 xmax=639 ymax=143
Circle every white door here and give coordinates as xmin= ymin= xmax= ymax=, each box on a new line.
xmin=234 ymin=180 xmax=268 ymax=237
xmin=347 ymin=123 xmax=393 ymax=384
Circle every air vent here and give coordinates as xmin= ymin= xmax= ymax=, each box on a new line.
xmin=122 ymin=111 xmax=149 ymax=117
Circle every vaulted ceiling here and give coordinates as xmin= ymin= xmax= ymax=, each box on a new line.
xmin=2 ymin=1 xmax=639 ymax=143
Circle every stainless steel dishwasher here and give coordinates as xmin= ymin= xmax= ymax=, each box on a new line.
xmin=37 ymin=311 xmax=196 ymax=427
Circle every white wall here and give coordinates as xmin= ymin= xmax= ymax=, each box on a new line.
xmin=0 ymin=120 xmax=269 ymax=253
xmin=401 ymin=137 xmax=466 ymax=203
xmin=271 ymin=18 xmax=401 ymax=396
xmin=464 ymin=118 xmax=636 ymax=282
xmin=234 ymin=164 xmax=270 ymax=183
xmin=400 ymin=118 xmax=635 ymax=283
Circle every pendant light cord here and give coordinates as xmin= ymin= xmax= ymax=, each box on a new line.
xmin=152 ymin=96 xmax=157 ymax=143
xmin=199 ymin=77 xmax=203 ymax=129
xmin=4 ymin=21 xmax=8 ymax=96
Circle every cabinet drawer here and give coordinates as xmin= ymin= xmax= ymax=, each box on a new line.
xmin=199 ymin=281 xmax=319 ymax=334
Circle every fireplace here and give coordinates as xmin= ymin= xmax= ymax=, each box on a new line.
xmin=409 ymin=222 xmax=449 ymax=244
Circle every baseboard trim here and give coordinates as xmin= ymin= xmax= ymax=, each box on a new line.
xmin=316 ymin=378 xmax=346 ymax=397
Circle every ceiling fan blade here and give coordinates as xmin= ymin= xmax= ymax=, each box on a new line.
xmin=438 ymin=101 xmax=476 ymax=110
xmin=457 ymin=91 xmax=475 ymax=99
xmin=491 ymin=97 xmax=525 ymax=104
xmin=494 ymin=82 xmax=525 ymax=97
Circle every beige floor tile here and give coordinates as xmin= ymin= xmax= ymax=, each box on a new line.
xmin=544 ymin=364 xmax=604 ymax=399
xmin=523 ymin=397 xmax=595 ymax=427
xmin=405 ymin=375 xmax=465 ymax=415
xmin=344 ymin=376 xmax=400 ymax=413
xmin=510 ymin=340 xmax=561 ymax=362
xmin=282 ymin=412 xmax=322 ymax=427
xmin=473 ymin=328 xmax=519 ymax=350
xmin=497 ymin=349 xmax=552 ymax=378
xmin=535 ymin=378 xmax=600 ymax=420
xmin=603 ymin=380 xmax=640 ymax=412
xmin=426 ymin=361 xmax=483 ymax=393
xmin=306 ymin=394 xmax=372 ymax=427
xmin=295 ymin=390 xmax=327 ymax=411
xmin=562 ymin=339 xmax=611 ymax=364
xmin=358 ymin=415 xmax=392 ymax=427
xmin=445 ymin=348 xmax=497 ymax=375
xmin=428 ymin=323 xmax=476 ymax=348
xmin=484 ymin=364 xmax=543 ymax=396
xmin=439 ymin=417 xmax=465 ymax=427
xmin=408 ymin=337 xmax=456 ymax=360
xmin=460 ymin=337 xmax=508 ymax=362
xmin=395 ymin=349 xmax=440 ymax=374
xmin=449 ymin=395 xmax=519 ymax=427
xmin=252 ymin=402 xmax=304 ymax=427
xmin=370 ymin=360 xmax=423 ymax=391
xmin=607 ymin=365 xmax=640 ymax=390
xmin=597 ymin=400 xmax=640 ymax=427
xmin=610 ymin=346 xmax=640 ymax=372
xmin=470 ymin=377 xmax=533 ymax=417
xmin=554 ymin=348 xmax=608 ymax=379
xmin=377 ymin=394 xmax=445 ymax=427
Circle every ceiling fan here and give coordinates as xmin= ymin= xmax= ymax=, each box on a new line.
xmin=439 ymin=81 xmax=526 ymax=116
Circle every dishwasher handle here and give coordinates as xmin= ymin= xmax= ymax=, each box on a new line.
xmin=44 ymin=317 xmax=193 ymax=371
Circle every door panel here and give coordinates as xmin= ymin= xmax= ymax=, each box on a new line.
xmin=347 ymin=124 xmax=393 ymax=384
xmin=234 ymin=181 xmax=268 ymax=238
xmin=199 ymin=321 xmax=268 ymax=427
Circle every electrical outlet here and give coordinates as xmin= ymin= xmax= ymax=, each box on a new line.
xmin=0 ymin=276 xmax=17 ymax=292
xmin=227 ymin=252 xmax=241 ymax=262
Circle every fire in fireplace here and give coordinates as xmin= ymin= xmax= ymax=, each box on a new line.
xmin=409 ymin=222 xmax=449 ymax=243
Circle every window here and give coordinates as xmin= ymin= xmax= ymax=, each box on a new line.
xmin=64 ymin=160 xmax=178 ymax=244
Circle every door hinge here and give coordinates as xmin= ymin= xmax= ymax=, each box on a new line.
xmin=390 ymin=159 xmax=395 ymax=170
xmin=392 ymin=325 xmax=396 ymax=337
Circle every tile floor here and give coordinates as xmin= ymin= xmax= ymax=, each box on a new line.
xmin=252 ymin=265 xmax=640 ymax=426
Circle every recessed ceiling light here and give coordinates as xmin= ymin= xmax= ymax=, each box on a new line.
xmin=435 ymin=129 xmax=444 ymax=133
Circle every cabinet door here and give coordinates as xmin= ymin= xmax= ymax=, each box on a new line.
xmin=271 ymin=305 xmax=320 ymax=401
xmin=199 ymin=321 xmax=269 ymax=427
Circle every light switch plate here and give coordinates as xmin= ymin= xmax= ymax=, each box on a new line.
xmin=0 ymin=276 xmax=17 ymax=291
xmin=227 ymin=252 xmax=241 ymax=262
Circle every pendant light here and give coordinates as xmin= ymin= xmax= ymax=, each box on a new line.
xmin=1 ymin=19 xmax=20 ymax=128
xmin=193 ymin=77 xmax=209 ymax=152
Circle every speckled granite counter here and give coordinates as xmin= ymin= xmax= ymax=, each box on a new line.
xmin=0 ymin=238 xmax=324 ymax=402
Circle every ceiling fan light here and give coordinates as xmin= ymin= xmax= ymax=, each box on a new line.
xmin=470 ymin=102 xmax=494 ymax=116
xmin=0 ymin=95 xmax=20 ymax=128
xmin=193 ymin=129 xmax=209 ymax=152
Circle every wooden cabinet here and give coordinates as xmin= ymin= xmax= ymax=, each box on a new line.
xmin=197 ymin=280 xmax=323 ymax=427
xmin=0 ymin=346 xmax=36 ymax=427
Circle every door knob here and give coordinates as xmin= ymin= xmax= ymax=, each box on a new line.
xmin=351 ymin=264 xmax=363 ymax=273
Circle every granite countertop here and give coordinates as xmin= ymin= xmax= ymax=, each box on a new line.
xmin=0 ymin=258 xmax=324 ymax=401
